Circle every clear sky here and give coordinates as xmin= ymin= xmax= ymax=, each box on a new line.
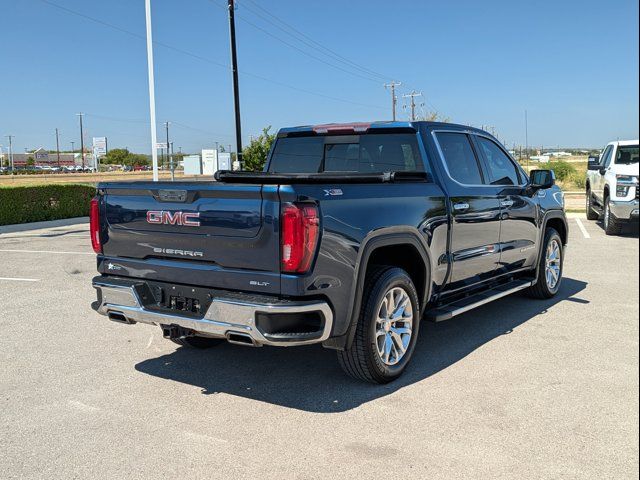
xmin=1 ymin=0 xmax=638 ymax=154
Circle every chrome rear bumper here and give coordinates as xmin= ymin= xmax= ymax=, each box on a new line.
xmin=92 ymin=280 xmax=333 ymax=347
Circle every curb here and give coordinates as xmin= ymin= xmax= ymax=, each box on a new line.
xmin=0 ymin=217 xmax=89 ymax=234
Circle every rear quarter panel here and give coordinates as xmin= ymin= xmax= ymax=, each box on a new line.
xmin=280 ymin=182 xmax=448 ymax=337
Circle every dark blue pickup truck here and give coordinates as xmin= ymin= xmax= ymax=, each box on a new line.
xmin=91 ymin=121 xmax=568 ymax=383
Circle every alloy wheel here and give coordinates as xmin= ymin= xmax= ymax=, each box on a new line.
xmin=375 ymin=287 xmax=413 ymax=366
xmin=545 ymin=239 xmax=562 ymax=290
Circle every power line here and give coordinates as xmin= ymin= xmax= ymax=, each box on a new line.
xmin=41 ymin=0 xmax=385 ymax=111
xmin=208 ymin=0 xmax=381 ymax=84
xmin=241 ymin=0 xmax=390 ymax=81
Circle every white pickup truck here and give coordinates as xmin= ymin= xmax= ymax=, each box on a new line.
xmin=586 ymin=140 xmax=639 ymax=235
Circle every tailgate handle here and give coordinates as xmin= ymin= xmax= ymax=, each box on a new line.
xmin=157 ymin=189 xmax=188 ymax=202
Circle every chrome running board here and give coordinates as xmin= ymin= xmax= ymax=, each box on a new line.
xmin=426 ymin=279 xmax=534 ymax=322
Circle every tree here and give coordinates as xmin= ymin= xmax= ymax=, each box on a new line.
xmin=26 ymin=156 xmax=35 ymax=168
xmin=242 ymin=126 xmax=276 ymax=172
xmin=416 ymin=110 xmax=450 ymax=122
xmin=102 ymin=148 xmax=150 ymax=167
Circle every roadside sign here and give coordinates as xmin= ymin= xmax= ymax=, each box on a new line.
xmin=155 ymin=142 xmax=168 ymax=150
xmin=93 ymin=137 xmax=107 ymax=157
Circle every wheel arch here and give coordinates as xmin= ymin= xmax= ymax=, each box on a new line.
xmin=338 ymin=228 xmax=433 ymax=350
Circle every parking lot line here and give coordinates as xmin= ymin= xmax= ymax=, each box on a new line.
xmin=575 ymin=218 xmax=591 ymax=239
xmin=0 ymin=249 xmax=93 ymax=256
xmin=0 ymin=277 xmax=40 ymax=282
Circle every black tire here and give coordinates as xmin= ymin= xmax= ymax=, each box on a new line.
xmin=170 ymin=336 xmax=224 ymax=349
xmin=586 ymin=188 xmax=598 ymax=220
xmin=603 ymin=196 xmax=623 ymax=236
xmin=337 ymin=266 xmax=420 ymax=384
xmin=528 ymin=228 xmax=564 ymax=299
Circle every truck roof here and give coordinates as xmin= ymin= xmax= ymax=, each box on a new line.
xmin=608 ymin=139 xmax=639 ymax=147
xmin=277 ymin=121 xmax=484 ymax=137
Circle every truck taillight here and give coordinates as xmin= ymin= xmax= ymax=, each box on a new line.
xmin=90 ymin=197 xmax=102 ymax=254
xmin=280 ymin=203 xmax=319 ymax=274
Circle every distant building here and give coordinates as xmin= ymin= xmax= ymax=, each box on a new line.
xmin=531 ymin=155 xmax=550 ymax=163
xmin=8 ymin=148 xmax=84 ymax=167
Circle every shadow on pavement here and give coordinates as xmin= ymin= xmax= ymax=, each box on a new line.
xmin=135 ymin=277 xmax=587 ymax=413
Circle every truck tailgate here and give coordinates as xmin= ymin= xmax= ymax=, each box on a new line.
xmin=98 ymin=182 xmax=281 ymax=292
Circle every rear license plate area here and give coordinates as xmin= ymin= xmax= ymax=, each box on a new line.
xmin=169 ymin=295 xmax=201 ymax=314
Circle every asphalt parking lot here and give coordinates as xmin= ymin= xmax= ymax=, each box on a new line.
xmin=0 ymin=216 xmax=637 ymax=479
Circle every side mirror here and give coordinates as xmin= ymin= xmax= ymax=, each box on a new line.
xmin=529 ymin=169 xmax=555 ymax=189
xmin=587 ymin=155 xmax=601 ymax=171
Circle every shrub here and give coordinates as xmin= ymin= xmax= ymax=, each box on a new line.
xmin=548 ymin=161 xmax=577 ymax=182
xmin=0 ymin=184 xmax=96 ymax=226
xmin=570 ymin=172 xmax=586 ymax=190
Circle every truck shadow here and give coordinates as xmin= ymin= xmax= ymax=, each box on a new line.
xmin=135 ymin=277 xmax=587 ymax=413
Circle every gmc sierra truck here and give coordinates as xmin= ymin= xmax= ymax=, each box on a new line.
xmin=586 ymin=140 xmax=639 ymax=235
xmin=91 ymin=121 xmax=568 ymax=383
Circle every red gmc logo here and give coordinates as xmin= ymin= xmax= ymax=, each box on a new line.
xmin=146 ymin=210 xmax=201 ymax=227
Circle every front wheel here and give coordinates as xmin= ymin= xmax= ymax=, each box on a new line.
xmin=528 ymin=228 xmax=563 ymax=299
xmin=604 ymin=197 xmax=623 ymax=236
xmin=586 ymin=189 xmax=598 ymax=220
xmin=338 ymin=266 xmax=420 ymax=384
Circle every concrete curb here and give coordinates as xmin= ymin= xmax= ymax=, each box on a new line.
xmin=0 ymin=217 xmax=89 ymax=234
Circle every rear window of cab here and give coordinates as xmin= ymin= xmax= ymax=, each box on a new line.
xmin=268 ymin=134 xmax=427 ymax=175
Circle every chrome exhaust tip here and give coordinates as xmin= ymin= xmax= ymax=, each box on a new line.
xmin=226 ymin=332 xmax=260 ymax=347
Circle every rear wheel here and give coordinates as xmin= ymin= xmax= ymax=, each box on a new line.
xmin=170 ymin=336 xmax=224 ymax=349
xmin=338 ymin=266 xmax=420 ymax=384
xmin=528 ymin=228 xmax=563 ymax=299
xmin=586 ymin=188 xmax=598 ymax=220
xmin=604 ymin=196 xmax=623 ymax=236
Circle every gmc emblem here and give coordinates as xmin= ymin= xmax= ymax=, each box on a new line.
xmin=146 ymin=210 xmax=201 ymax=227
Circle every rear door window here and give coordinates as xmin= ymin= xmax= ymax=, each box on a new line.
xmin=475 ymin=136 xmax=521 ymax=186
xmin=435 ymin=132 xmax=484 ymax=185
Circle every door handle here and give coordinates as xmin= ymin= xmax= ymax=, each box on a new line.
xmin=453 ymin=202 xmax=470 ymax=211
xmin=500 ymin=199 xmax=514 ymax=208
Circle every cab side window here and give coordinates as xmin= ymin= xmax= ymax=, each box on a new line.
xmin=475 ymin=137 xmax=521 ymax=186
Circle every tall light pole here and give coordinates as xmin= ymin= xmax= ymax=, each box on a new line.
xmin=227 ymin=0 xmax=243 ymax=163
xmin=525 ymin=109 xmax=529 ymax=171
xmin=145 ymin=0 xmax=159 ymax=181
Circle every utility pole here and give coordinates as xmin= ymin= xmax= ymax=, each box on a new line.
xmin=55 ymin=128 xmax=61 ymax=167
xmin=77 ymin=113 xmax=85 ymax=169
xmin=383 ymin=81 xmax=402 ymax=121
xmin=402 ymin=91 xmax=423 ymax=121
xmin=145 ymin=0 xmax=159 ymax=181
xmin=5 ymin=135 xmax=14 ymax=173
xmin=227 ymin=0 xmax=243 ymax=163
xmin=169 ymin=141 xmax=175 ymax=181
xmin=164 ymin=121 xmax=173 ymax=181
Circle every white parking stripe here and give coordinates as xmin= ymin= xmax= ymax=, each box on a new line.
xmin=0 ymin=277 xmax=40 ymax=282
xmin=0 ymin=249 xmax=93 ymax=255
xmin=575 ymin=218 xmax=591 ymax=239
